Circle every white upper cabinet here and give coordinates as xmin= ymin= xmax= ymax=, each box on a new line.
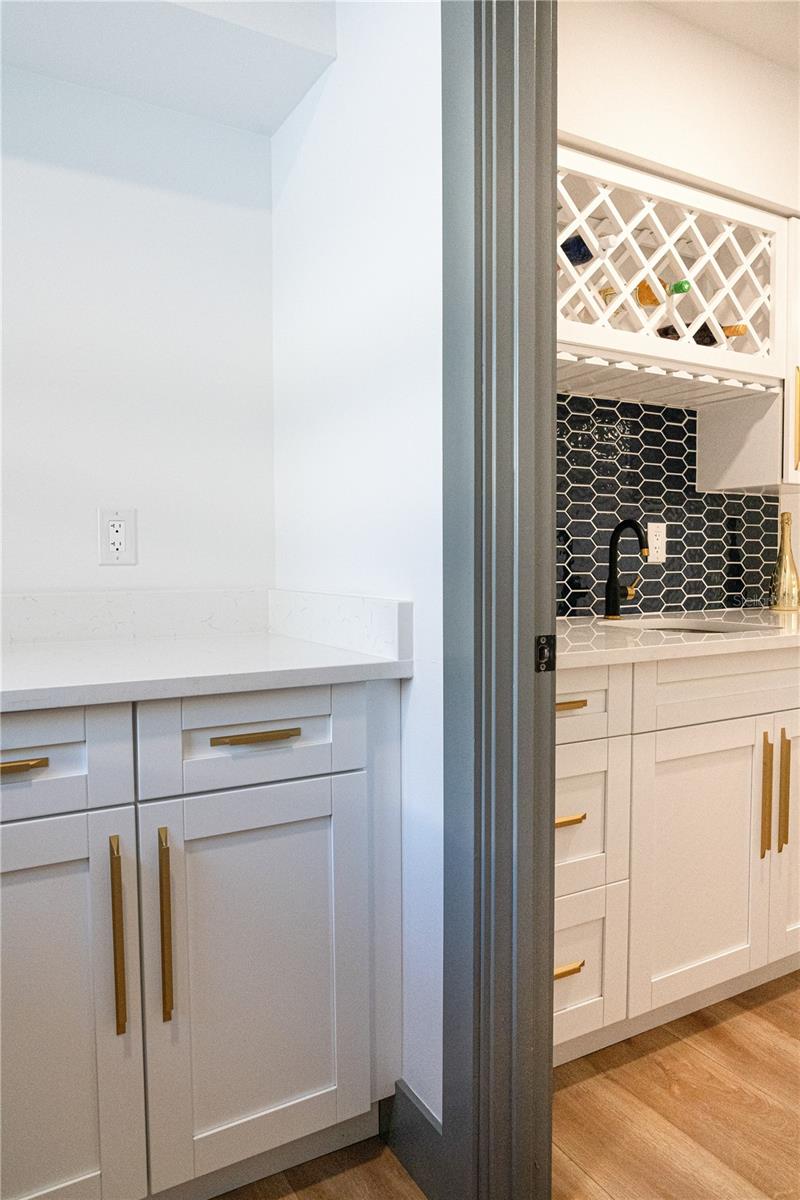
xmin=782 ymin=218 xmax=800 ymax=487
xmin=557 ymin=148 xmax=788 ymax=389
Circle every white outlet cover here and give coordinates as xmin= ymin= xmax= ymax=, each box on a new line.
xmin=98 ymin=508 xmax=137 ymax=565
xmin=647 ymin=522 xmax=667 ymax=565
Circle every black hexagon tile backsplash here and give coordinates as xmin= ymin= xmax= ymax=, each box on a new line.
xmin=556 ymin=394 xmax=779 ymax=618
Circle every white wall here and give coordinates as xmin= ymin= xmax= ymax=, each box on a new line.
xmin=558 ymin=1 xmax=800 ymax=214
xmin=270 ymin=3 xmax=444 ymax=1117
xmin=2 ymin=66 xmax=273 ymax=593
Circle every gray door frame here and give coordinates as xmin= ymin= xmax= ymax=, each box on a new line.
xmin=387 ymin=2 xmax=557 ymax=1198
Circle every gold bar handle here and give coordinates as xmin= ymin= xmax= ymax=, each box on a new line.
xmin=555 ymin=812 xmax=588 ymax=829
xmin=778 ymin=729 xmax=792 ymax=853
xmin=158 ymin=827 xmax=174 ymax=1022
xmin=1 ymin=756 xmax=49 ymax=776
xmin=210 ymin=727 xmax=301 ymax=747
xmin=109 ymin=836 xmax=127 ymax=1036
xmin=794 ymin=365 xmax=799 ymax=472
xmin=554 ymin=959 xmax=585 ymax=982
xmin=761 ymin=732 xmax=774 ymax=860
xmin=555 ymin=699 xmax=588 ymax=714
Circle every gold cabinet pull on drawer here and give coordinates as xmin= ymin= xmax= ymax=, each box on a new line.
xmin=554 ymin=959 xmax=585 ymax=982
xmin=109 ymin=836 xmax=127 ymax=1036
xmin=778 ymin=729 xmax=792 ymax=853
xmin=158 ymin=828 xmax=174 ymax=1022
xmin=555 ymin=699 xmax=588 ymax=713
xmin=761 ymin=732 xmax=774 ymax=859
xmin=1 ymin=757 xmax=50 ymax=776
xmin=209 ymin=727 xmax=301 ymax=747
xmin=555 ymin=812 xmax=588 ymax=829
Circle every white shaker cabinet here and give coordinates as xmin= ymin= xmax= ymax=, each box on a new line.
xmin=137 ymin=773 xmax=371 ymax=1193
xmin=554 ymin=735 xmax=631 ymax=898
xmin=628 ymin=717 xmax=771 ymax=1017
xmin=769 ymin=708 xmax=800 ymax=961
xmin=0 ymin=807 xmax=147 ymax=1200
xmin=783 ymin=217 xmax=800 ymax=487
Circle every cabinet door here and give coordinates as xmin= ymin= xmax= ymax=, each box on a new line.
xmin=769 ymin=709 xmax=800 ymax=960
xmin=555 ymin=736 xmax=630 ymax=897
xmin=0 ymin=808 xmax=146 ymax=1200
xmin=139 ymin=774 xmax=370 ymax=1193
xmin=629 ymin=718 xmax=771 ymax=1017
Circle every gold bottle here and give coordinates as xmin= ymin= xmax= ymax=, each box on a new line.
xmin=769 ymin=512 xmax=800 ymax=611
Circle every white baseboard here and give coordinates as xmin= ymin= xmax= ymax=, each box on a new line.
xmin=554 ymin=954 xmax=800 ymax=1066
xmin=151 ymin=1106 xmax=380 ymax=1200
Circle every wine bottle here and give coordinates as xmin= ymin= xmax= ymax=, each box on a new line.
xmin=769 ymin=512 xmax=800 ymax=611
xmin=658 ymin=321 xmax=749 ymax=342
xmin=635 ymin=277 xmax=691 ymax=307
xmin=561 ymin=233 xmax=621 ymax=267
xmin=692 ymin=321 xmax=748 ymax=346
xmin=599 ymin=277 xmax=691 ymax=307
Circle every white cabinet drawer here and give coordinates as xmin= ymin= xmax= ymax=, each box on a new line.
xmin=1 ymin=704 xmax=134 ymax=821
xmin=556 ymin=664 xmax=632 ymax=744
xmin=555 ymin=737 xmax=630 ymax=898
xmin=553 ymin=882 xmax=628 ymax=1046
xmin=633 ymin=647 xmax=800 ymax=733
xmin=136 ymin=684 xmax=367 ymax=800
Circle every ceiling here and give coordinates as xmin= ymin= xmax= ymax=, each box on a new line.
xmin=649 ymin=0 xmax=800 ymax=71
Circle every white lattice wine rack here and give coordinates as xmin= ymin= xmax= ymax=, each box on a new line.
xmin=557 ymin=149 xmax=787 ymax=383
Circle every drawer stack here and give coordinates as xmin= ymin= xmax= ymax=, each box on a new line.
xmin=553 ymin=664 xmax=631 ymax=1045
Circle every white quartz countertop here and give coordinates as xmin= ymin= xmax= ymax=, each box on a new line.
xmin=1 ymin=631 xmax=414 ymax=712
xmin=557 ymin=610 xmax=800 ymax=670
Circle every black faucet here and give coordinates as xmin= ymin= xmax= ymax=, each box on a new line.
xmin=604 ymin=519 xmax=650 ymax=619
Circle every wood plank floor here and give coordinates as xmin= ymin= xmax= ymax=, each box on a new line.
xmin=553 ymin=971 xmax=800 ymax=1200
xmin=218 ymin=1138 xmax=426 ymax=1200
xmin=221 ymin=973 xmax=799 ymax=1200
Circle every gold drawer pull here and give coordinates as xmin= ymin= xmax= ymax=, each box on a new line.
xmin=761 ymin=732 xmax=774 ymax=859
xmin=554 ymin=959 xmax=585 ymax=982
xmin=1 ymin=756 xmax=49 ymax=776
xmin=109 ymin=836 xmax=127 ymax=1036
xmin=210 ymin=727 xmax=301 ymax=747
xmin=555 ymin=699 xmax=588 ymax=713
xmin=778 ymin=729 xmax=792 ymax=853
xmin=158 ymin=828 xmax=174 ymax=1022
xmin=555 ymin=812 xmax=588 ymax=829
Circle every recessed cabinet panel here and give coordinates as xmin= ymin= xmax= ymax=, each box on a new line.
xmin=553 ymin=881 xmax=629 ymax=1045
xmin=136 ymin=684 xmax=367 ymax=799
xmin=0 ymin=808 xmax=147 ymax=1200
xmin=1 ymin=704 xmax=134 ymax=822
xmin=555 ymin=736 xmax=631 ymax=897
xmin=769 ymin=709 xmax=800 ymax=961
xmin=633 ymin=649 xmax=800 ymax=733
xmin=629 ymin=718 xmax=770 ymax=1017
xmin=139 ymin=775 xmax=371 ymax=1192
xmin=556 ymin=664 xmax=632 ymax=744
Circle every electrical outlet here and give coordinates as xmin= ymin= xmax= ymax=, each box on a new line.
xmin=98 ymin=508 xmax=137 ymax=565
xmin=648 ymin=522 xmax=667 ymax=565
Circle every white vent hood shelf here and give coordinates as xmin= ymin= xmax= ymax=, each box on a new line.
xmin=557 ymin=346 xmax=782 ymax=409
